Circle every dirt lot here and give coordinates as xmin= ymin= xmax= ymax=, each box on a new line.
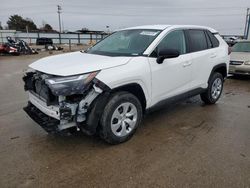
xmin=0 ymin=52 xmax=250 ymax=188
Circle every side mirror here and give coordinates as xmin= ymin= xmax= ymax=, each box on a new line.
xmin=156 ymin=49 xmax=180 ymax=64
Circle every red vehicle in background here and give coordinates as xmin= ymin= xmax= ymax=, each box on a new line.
xmin=0 ymin=43 xmax=19 ymax=55
xmin=0 ymin=36 xmax=37 ymax=55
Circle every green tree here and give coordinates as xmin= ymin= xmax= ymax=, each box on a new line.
xmin=7 ymin=15 xmax=37 ymax=30
xmin=44 ymin=23 xmax=53 ymax=31
xmin=40 ymin=21 xmax=53 ymax=32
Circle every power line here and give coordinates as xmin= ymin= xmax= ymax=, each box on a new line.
xmin=63 ymin=11 xmax=245 ymax=17
xmin=0 ymin=4 xmax=56 ymax=11
xmin=0 ymin=9 xmax=245 ymax=16
xmin=0 ymin=10 xmax=245 ymax=18
xmin=0 ymin=4 xmax=248 ymax=12
xmin=62 ymin=4 xmax=249 ymax=10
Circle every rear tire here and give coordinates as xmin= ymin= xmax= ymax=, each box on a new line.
xmin=200 ymin=72 xmax=224 ymax=104
xmin=99 ymin=92 xmax=143 ymax=144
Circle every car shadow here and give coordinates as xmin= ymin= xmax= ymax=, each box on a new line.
xmin=228 ymin=74 xmax=250 ymax=80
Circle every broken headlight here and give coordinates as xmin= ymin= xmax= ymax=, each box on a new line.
xmin=45 ymin=71 xmax=99 ymax=96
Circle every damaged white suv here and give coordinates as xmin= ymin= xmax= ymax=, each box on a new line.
xmin=23 ymin=25 xmax=229 ymax=144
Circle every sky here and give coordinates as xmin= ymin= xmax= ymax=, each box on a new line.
xmin=0 ymin=0 xmax=250 ymax=35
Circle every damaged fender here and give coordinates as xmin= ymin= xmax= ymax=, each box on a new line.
xmin=82 ymin=91 xmax=111 ymax=135
xmin=80 ymin=79 xmax=111 ymax=135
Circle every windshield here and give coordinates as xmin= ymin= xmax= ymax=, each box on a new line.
xmin=87 ymin=29 xmax=161 ymax=56
xmin=232 ymin=42 xmax=250 ymax=52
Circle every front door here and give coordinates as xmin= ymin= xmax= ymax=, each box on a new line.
xmin=147 ymin=29 xmax=192 ymax=105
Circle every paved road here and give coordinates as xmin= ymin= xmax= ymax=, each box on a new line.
xmin=0 ymin=53 xmax=250 ymax=188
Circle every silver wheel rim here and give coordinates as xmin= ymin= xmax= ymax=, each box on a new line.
xmin=111 ymin=102 xmax=138 ymax=137
xmin=211 ymin=78 xmax=222 ymax=100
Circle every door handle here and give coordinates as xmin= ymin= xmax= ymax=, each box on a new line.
xmin=210 ymin=53 xmax=217 ymax=58
xmin=183 ymin=62 xmax=192 ymax=67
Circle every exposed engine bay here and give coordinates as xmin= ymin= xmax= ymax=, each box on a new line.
xmin=23 ymin=70 xmax=109 ymax=135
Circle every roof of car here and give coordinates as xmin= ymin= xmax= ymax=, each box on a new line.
xmin=235 ymin=40 xmax=250 ymax=43
xmin=122 ymin=25 xmax=171 ymax=30
xmin=120 ymin=24 xmax=218 ymax=33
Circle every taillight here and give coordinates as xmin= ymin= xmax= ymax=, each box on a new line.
xmin=228 ymin=46 xmax=232 ymax=55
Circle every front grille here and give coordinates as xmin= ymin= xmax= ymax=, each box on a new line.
xmin=230 ymin=61 xmax=243 ymax=65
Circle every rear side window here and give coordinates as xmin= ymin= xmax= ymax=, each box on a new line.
xmin=187 ymin=30 xmax=208 ymax=52
xmin=206 ymin=30 xmax=220 ymax=48
xmin=205 ymin=32 xmax=213 ymax=49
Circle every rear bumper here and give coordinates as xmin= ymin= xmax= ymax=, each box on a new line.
xmin=229 ymin=65 xmax=250 ymax=75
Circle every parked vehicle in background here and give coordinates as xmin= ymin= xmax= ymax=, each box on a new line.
xmin=0 ymin=36 xmax=37 ymax=55
xmin=229 ymin=41 xmax=250 ymax=75
xmin=223 ymin=36 xmax=238 ymax=47
xmin=36 ymin=37 xmax=53 ymax=45
xmin=0 ymin=43 xmax=19 ymax=55
xmin=45 ymin=44 xmax=63 ymax=51
xmin=23 ymin=25 xmax=229 ymax=144
xmin=4 ymin=37 xmax=37 ymax=55
xmin=0 ymin=44 xmax=4 ymax=53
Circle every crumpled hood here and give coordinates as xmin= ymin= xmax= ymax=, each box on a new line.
xmin=230 ymin=52 xmax=250 ymax=62
xmin=29 ymin=51 xmax=132 ymax=76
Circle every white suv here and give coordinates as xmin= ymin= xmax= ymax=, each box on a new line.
xmin=23 ymin=25 xmax=229 ymax=144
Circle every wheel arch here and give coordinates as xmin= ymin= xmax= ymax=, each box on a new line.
xmin=83 ymin=81 xmax=147 ymax=136
xmin=111 ymin=83 xmax=147 ymax=113
xmin=208 ymin=63 xmax=227 ymax=82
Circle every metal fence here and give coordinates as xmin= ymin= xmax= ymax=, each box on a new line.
xmin=0 ymin=30 xmax=108 ymax=45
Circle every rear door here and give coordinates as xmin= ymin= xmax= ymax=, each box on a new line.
xmin=186 ymin=29 xmax=217 ymax=89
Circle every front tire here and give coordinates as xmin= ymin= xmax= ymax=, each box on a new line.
xmin=200 ymin=72 xmax=224 ymax=104
xmin=99 ymin=92 xmax=143 ymax=144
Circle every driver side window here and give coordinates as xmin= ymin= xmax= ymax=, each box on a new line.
xmin=152 ymin=30 xmax=186 ymax=57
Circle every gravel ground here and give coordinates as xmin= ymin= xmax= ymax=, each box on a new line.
xmin=0 ymin=53 xmax=249 ymax=188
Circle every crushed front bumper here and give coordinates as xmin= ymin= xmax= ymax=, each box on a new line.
xmin=23 ymin=83 xmax=108 ymax=135
xmin=23 ymin=70 xmax=110 ymax=135
xmin=28 ymin=91 xmax=60 ymax=120
xmin=23 ymin=102 xmax=60 ymax=134
xmin=24 ymin=90 xmax=82 ymax=133
xmin=23 ymin=91 xmax=74 ymax=133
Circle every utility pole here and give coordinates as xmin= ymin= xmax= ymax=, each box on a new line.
xmin=0 ymin=21 xmax=3 ymax=44
xmin=26 ymin=25 xmax=30 ymax=44
xmin=62 ymin=16 xmax=65 ymax=33
xmin=244 ymin=8 xmax=250 ymax=39
xmin=57 ymin=5 xmax=62 ymax=44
